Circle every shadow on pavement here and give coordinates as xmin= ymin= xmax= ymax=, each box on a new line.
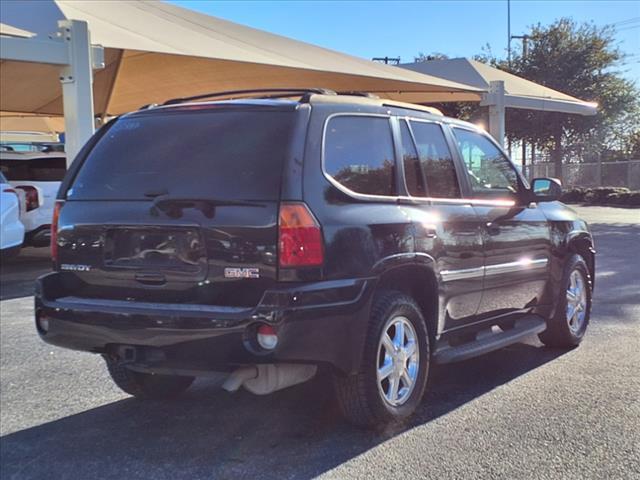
xmin=0 ymin=343 xmax=566 ymax=480
xmin=2 ymin=212 xmax=635 ymax=478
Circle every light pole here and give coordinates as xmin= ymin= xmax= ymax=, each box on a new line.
xmin=511 ymin=34 xmax=531 ymax=168
xmin=507 ymin=0 xmax=511 ymax=68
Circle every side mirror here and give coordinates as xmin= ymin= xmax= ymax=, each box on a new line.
xmin=530 ymin=177 xmax=562 ymax=202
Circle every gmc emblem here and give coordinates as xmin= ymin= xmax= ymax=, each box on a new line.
xmin=224 ymin=267 xmax=260 ymax=279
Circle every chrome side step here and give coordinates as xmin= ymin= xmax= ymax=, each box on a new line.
xmin=434 ymin=316 xmax=547 ymax=364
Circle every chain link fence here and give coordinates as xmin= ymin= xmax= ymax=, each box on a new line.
xmin=523 ymin=160 xmax=640 ymax=189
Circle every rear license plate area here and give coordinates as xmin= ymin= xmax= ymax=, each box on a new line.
xmin=104 ymin=227 xmax=206 ymax=273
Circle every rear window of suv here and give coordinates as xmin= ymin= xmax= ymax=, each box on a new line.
xmin=68 ymin=109 xmax=296 ymax=201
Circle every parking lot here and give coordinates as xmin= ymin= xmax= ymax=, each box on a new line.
xmin=0 ymin=205 xmax=638 ymax=479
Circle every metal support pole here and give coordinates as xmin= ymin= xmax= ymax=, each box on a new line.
xmin=58 ymin=20 xmax=95 ymax=166
xmin=507 ymin=0 xmax=511 ymax=67
xmin=482 ymin=80 xmax=506 ymax=147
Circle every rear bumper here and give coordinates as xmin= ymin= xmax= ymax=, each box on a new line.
xmin=35 ymin=272 xmax=376 ymax=374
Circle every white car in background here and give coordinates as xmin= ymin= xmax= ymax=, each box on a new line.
xmin=0 ymin=171 xmax=25 ymax=258
xmin=0 ymin=151 xmax=66 ymax=247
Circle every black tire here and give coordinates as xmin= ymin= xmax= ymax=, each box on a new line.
xmin=538 ymin=254 xmax=592 ymax=348
xmin=333 ymin=290 xmax=431 ymax=428
xmin=105 ymin=357 xmax=194 ymax=400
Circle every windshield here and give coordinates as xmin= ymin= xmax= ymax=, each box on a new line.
xmin=69 ymin=109 xmax=296 ymax=201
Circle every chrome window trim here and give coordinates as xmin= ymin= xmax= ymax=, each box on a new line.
xmin=321 ymin=112 xmax=399 ymax=202
xmin=398 ymin=195 xmax=515 ymax=207
xmin=320 ymin=113 xmax=520 ymax=207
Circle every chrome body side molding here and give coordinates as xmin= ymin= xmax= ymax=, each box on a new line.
xmin=441 ymin=258 xmax=548 ymax=282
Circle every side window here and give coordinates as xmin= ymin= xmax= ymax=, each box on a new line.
xmin=325 ymin=116 xmax=396 ymax=196
xmin=399 ymin=121 xmax=424 ymax=197
xmin=453 ymin=128 xmax=519 ymax=196
xmin=410 ymin=121 xmax=461 ymax=198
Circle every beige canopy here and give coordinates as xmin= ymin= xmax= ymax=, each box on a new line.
xmin=0 ymin=113 xmax=64 ymax=135
xmin=0 ymin=0 xmax=481 ymax=117
xmin=401 ymin=58 xmax=597 ymax=115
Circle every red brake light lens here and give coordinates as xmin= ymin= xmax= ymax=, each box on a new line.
xmin=15 ymin=185 xmax=39 ymax=211
xmin=278 ymin=203 xmax=323 ymax=267
xmin=51 ymin=201 xmax=63 ymax=265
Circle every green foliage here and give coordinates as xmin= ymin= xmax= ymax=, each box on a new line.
xmin=560 ymin=187 xmax=640 ymax=206
xmin=505 ymin=19 xmax=640 ymax=157
xmin=415 ymin=18 xmax=640 ymax=165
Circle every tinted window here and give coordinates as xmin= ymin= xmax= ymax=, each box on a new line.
xmin=69 ymin=110 xmax=295 ymax=200
xmin=410 ymin=122 xmax=460 ymax=198
xmin=325 ymin=116 xmax=396 ymax=196
xmin=453 ymin=128 xmax=519 ymax=196
xmin=0 ymin=157 xmax=66 ymax=181
xmin=400 ymin=121 xmax=424 ymax=197
xmin=0 ymin=171 xmax=7 ymax=183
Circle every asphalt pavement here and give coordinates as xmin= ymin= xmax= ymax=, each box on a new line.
xmin=0 ymin=206 xmax=638 ymax=479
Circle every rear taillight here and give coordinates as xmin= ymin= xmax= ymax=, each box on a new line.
xmin=15 ymin=185 xmax=39 ymax=211
xmin=3 ymin=187 xmax=18 ymax=198
xmin=278 ymin=202 xmax=323 ymax=267
xmin=51 ymin=201 xmax=63 ymax=265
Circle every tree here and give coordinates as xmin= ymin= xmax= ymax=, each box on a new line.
xmin=415 ymin=20 xmax=640 ymax=180
xmin=504 ymin=19 xmax=640 ymax=178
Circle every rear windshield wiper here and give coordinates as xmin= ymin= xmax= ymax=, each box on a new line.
xmin=150 ymin=195 xmax=262 ymax=218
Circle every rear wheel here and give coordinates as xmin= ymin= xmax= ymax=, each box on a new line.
xmin=539 ymin=254 xmax=591 ymax=348
xmin=105 ymin=357 xmax=194 ymax=399
xmin=334 ymin=291 xmax=430 ymax=428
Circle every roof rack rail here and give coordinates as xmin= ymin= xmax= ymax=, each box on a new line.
xmin=336 ymin=91 xmax=380 ymax=99
xmin=161 ymin=88 xmax=336 ymax=106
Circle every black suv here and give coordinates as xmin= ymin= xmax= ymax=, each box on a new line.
xmin=36 ymin=89 xmax=594 ymax=427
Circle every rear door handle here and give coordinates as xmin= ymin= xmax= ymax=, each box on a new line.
xmin=486 ymin=222 xmax=500 ymax=235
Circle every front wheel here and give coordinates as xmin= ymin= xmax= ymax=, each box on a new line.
xmin=105 ymin=357 xmax=194 ymax=400
xmin=539 ymin=254 xmax=592 ymax=348
xmin=334 ymin=291 xmax=430 ymax=428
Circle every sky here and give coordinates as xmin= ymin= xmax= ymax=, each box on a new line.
xmin=170 ymin=0 xmax=640 ymax=83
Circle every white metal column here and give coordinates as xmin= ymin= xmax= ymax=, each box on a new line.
xmin=0 ymin=20 xmax=103 ymax=165
xmin=58 ymin=20 xmax=100 ymax=165
xmin=481 ymin=80 xmax=506 ymax=147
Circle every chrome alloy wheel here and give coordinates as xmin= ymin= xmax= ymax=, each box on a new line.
xmin=566 ymin=270 xmax=587 ymax=334
xmin=376 ymin=316 xmax=419 ymax=407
